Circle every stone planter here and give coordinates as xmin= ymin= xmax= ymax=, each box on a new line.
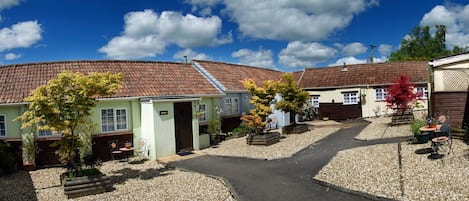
xmin=246 ymin=132 xmax=280 ymax=146
xmin=61 ymin=172 xmax=112 ymax=198
xmin=391 ymin=108 xmax=414 ymax=125
xmin=282 ymin=124 xmax=309 ymax=134
xmin=415 ymin=133 xmax=430 ymax=144
xmin=209 ymin=134 xmax=219 ymax=145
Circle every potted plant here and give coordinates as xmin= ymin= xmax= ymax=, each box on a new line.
xmin=322 ymin=112 xmax=330 ymax=121
xmin=207 ymin=118 xmax=221 ymax=145
xmin=21 ymin=132 xmax=39 ymax=171
xmin=410 ymin=119 xmax=430 ymax=143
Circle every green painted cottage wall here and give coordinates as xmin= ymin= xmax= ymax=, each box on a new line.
xmin=0 ymin=105 xmax=24 ymax=139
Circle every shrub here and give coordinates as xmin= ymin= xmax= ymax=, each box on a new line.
xmin=0 ymin=141 xmax=18 ymax=176
xmin=385 ymin=75 xmax=421 ymax=110
xmin=410 ymin=120 xmax=427 ymax=135
xmin=232 ymin=124 xmax=256 ymax=136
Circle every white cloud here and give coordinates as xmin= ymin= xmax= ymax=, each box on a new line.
xmin=173 ymin=48 xmax=210 ymax=61
xmin=184 ymin=0 xmax=221 ymax=15
xmin=0 ymin=21 xmax=42 ymax=52
xmin=4 ymin=52 xmax=20 ymax=60
xmin=231 ymin=48 xmax=274 ymax=68
xmin=99 ymin=10 xmax=232 ymax=59
xmin=0 ymin=0 xmax=21 ymax=11
xmin=341 ymin=42 xmax=367 ymax=56
xmin=222 ymin=0 xmax=376 ymax=41
xmin=420 ymin=4 xmax=469 ymax=48
xmin=279 ymin=41 xmax=337 ymax=68
xmin=378 ymin=44 xmax=392 ymax=56
xmin=329 ymin=56 xmax=367 ymax=66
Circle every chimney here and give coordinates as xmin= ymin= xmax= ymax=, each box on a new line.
xmin=341 ymin=62 xmax=348 ymax=72
xmin=183 ymin=56 xmax=188 ymax=64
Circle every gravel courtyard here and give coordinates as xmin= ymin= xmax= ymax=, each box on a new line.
xmin=0 ymin=160 xmax=235 ymax=201
xmin=201 ymin=120 xmax=341 ymax=160
xmin=315 ymin=117 xmax=469 ymax=201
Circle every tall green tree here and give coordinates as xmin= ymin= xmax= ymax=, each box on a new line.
xmin=389 ymin=25 xmax=467 ymax=61
xmin=15 ymin=71 xmax=122 ymax=166
xmin=275 ymin=73 xmax=309 ymax=125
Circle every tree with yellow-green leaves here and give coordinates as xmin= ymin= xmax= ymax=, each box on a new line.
xmin=241 ymin=79 xmax=277 ymax=135
xmin=15 ymin=71 xmax=122 ymax=170
xmin=275 ymin=73 xmax=309 ymax=125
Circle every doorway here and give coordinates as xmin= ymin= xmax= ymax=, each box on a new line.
xmin=174 ymin=102 xmax=193 ymax=153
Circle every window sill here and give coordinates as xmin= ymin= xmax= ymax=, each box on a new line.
xmin=343 ymin=103 xmax=358 ymax=105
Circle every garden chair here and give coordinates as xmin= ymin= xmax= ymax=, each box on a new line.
xmin=134 ymin=138 xmax=149 ymax=160
xmin=431 ymin=115 xmax=454 ymax=156
xmin=108 ymin=139 xmax=122 ymax=160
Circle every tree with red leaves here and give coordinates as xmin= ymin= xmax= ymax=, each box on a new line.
xmin=385 ymin=75 xmax=421 ymax=110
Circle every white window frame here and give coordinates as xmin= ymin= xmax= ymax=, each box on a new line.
xmin=100 ymin=108 xmax=128 ymax=133
xmin=343 ymin=92 xmax=358 ymax=105
xmin=198 ymin=103 xmax=207 ymax=122
xmin=37 ymin=122 xmax=61 ymax=137
xmin=375 ymin=88 xmax=388 ymax=101
xmin=416 ymin=87 xmax=428 ymax=99
xmin=0 ymin=114 xmax=6 ymax=137
xmin=311 ymin=96 xmax=320 ymax=108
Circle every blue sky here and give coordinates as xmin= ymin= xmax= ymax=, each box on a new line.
xmin=0 ymin=0 xmax=469 ymax=71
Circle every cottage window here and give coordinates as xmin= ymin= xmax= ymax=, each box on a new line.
xmin=223 ymin=97 xmax=239 ymax=115
xmin=375 ymin=88 xmax=388 ymax=101
xmin=311 ymin=96 xmax=320 ymax=108
xmin=198 ymin=103 xmax=207 ymax=122
xmin=38 ymin=122 xmax=54 ymax=137
xmin=0 ymin=115 xmax=6 ymax=137
xmin=101 ymin=108 xmax=128 ymax=132
xmin=416 ymin=87 xmax=428 ymax=99
xmin=343 ymin=92 xmax=358 ymax=105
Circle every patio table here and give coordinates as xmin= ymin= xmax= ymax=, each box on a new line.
xmin=119 ymin=147 xmax=134 ymax=162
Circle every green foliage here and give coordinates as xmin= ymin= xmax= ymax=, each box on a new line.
xmin=275 ymin=73 xmax=309 ymax=124
xmin=207 ymin=118 xmax=221 ymax=135
xmin=389 ymin=25 xmax=468 ymax=61
xmin=0 ymin=141 xmax=18 ymax=176
xmin=77 ymin=120 xmax=96 ymax=162
xmin=410 ymin=119 xmax=427 ymax=135
xmin=15 ymin=71 xmax=122 ymax=165
xmin=241 ymin=79 xmax=277 ymax=134
xmin=232 ymin=123 xmax=256 ymax=136
xmin=21 ymin=131 xmax=40 ymax=163
xmin=300 ymin=102 xmax=319 ymax=121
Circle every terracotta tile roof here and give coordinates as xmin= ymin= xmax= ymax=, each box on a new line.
xmin=0 ymin=60 xmax=222 ymax=104
xmin=194 ymin=60 xmax=283 ymax=91
xmin=298 ymin=61 xmax=429 ymax=89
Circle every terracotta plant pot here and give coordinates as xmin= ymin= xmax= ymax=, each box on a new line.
xmin=23 ymin=162 xmax=35 ymax=171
